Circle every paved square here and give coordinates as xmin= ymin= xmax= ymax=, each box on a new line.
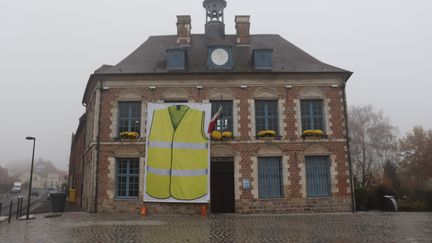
xmin=0 ymin=212 xmax=431 ymax=242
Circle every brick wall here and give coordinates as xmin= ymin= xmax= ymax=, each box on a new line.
xmin=68 ymin=115 xmax=86 ymax=207
xmin=73 ymin=79 xmax=353 ymax=214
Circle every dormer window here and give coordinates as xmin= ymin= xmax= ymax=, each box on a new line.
xmin=167 ymin=49 xmax=186 ymax=71
xmin=254 ymin=49 xmax=273 ymax=70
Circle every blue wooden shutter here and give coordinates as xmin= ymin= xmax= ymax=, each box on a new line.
xmin=306 ymin=156 xmax=331 ymax=197
xmin=258 ymin=157 xmax=283 ymax=198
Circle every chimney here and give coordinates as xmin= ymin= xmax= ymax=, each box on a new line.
xmin=177 ymin=15 xmax=192 ymax=45
xmin=235 ymin=16 xmax=250 ymax=45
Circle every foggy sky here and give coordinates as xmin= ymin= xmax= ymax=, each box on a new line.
xmin=1 ymin=0 xmax=431 ymax=170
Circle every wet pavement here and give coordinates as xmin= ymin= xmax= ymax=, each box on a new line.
xmin=0 ymin=212 xmax=431 ymax=242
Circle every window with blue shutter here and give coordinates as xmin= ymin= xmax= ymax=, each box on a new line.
xmin=254 ymin=49 xmax=273 ymax=70
xmin=305 ymin=156 xmax=331 ymax=197
xmin=118 ymin=101 xmax=141 ymax=137
xmin=301 ymin=100 xmax=324 ymax=131
xmin=255 ymin=100 xmax=278 ymax=135
xmin=167 ymin=49 xmax=186 ymax=71
xmin=258 ymin=157 xmax=283 ymax=198
xmin=210 ymin=100 xmax=233 ymax=132
xmin=116 ymin=158 xmax=139 ymax=198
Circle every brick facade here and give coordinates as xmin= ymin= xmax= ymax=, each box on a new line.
xmin=70 ymin=78 xmax=353 ymax=214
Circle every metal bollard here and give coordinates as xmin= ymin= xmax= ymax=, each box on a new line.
xmin=0 ymin=202 xmax=2 ymax=217
xmin=8 ymin=201 xmax=13 ymax=224
xmin=16 ymin=198 xmax=20 ymax=219
xmin=19 ymin=197 xmax=23 ymax=218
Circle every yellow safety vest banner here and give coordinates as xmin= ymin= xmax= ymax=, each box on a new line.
xmin=144 ymin=103 xmax=211 ymax=203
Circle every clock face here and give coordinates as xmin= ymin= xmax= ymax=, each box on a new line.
xmin=210 ymin=48 xmax=229 ymax=66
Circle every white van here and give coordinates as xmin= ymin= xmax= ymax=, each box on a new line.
xmin=10 ymin=182 xmax=22 ymax=193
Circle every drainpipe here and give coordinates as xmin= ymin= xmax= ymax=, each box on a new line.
xmin=94 ymin=79 xmax=103 ymax=213
xmin=80 ymin=109 xmax=86 ymax=208
xmin=342 ymin=78 xmax=356 ymax=213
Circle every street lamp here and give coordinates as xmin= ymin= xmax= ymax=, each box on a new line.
xmin=25 ymin=136 xmax=36 ymax=220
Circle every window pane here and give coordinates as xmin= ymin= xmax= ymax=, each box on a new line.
xmin=306 ymin=156 xmax=331 ymax=197
xmin=116 ymin=158 xmax=139 ymax=198
xmin=210 ymin=100 xmax=233 ymax=132
xmin=258 ymin=157 xmax=283 ymax=198
xmin=118 ymin=102 xmax=141 ymax=136
xmin=128 ymin=176 xmax=139 ymax=197
xmin=255 ymin=100 xmax=278 ymax=134
xmin=301 ymin=100 xmax=324 ymax=132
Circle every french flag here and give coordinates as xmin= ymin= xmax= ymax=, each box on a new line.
xmin=207 ymin=105 xmax=222 ymax=133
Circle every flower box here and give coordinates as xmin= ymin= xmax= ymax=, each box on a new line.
xmin=301 ymin=130 xmax=327 ymax=139
xmin=211 ymin=131 xmax=234 ymax=141
xmin=256 ymin=130 xmax=277 ymax=138
xmin=119 ymin=132 xmax=140 ymax=139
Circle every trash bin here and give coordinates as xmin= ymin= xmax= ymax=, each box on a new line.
xmin=68 ymin=189 xmax=76 ymax=203
xmin=50 ymin=193 xmax=67 ymax=212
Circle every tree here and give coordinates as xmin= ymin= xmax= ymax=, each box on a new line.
xmin=399 ymin=126 xmax=432 ymax=192
xmin=382 ymin=160 xmax=400 ymax=193
xmin=348 ymin=105 xmax=399 ymax=189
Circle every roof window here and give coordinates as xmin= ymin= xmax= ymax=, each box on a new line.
xmin=254 ymin=49 xmax=273 ymax=70
xmin=167 ymin=49 xmax=186 ymax=71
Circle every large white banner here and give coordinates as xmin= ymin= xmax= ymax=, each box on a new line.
xmin=143 ymin=103 xmax=211 ymax=203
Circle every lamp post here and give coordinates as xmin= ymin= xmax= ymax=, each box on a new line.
xmin=25 ymin=136 xmax=36 ymax=219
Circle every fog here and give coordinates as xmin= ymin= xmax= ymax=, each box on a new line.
xmin=0 ymin=0 xmax=431 ymax=170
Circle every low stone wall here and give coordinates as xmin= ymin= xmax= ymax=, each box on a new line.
xmin=98 ymin=199 xmax=206 ymax=215
xmin=235 ymin=197 xmax=352 ymax=214
xmin=97 ymin=197 xmax=351 ymax=214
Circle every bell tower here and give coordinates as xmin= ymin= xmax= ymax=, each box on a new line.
xmin=203 ymin=0 xmax=227 ymax=38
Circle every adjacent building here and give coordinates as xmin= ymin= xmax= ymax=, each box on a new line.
xmin=0 ymin=166 xmax=9 ymax=184
xmin=18 ymin=171 xmax=67 ymax=190
xmin=69 ymin=0 xmax=354 ymax=214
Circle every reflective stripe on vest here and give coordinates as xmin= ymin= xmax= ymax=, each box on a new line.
xmin=147 ymin=166 xmax=208 ymax=176
xmin=148 ymin=141 xmax=208 ymax=150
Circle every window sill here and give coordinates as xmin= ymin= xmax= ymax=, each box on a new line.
xmin=255 ymin=136 xmax=282 ymax=141
xmin=211 ymin=137 xmax=238 ymax=142
xmin=301 ymin=135 xmax=328 ymax=139
xmin=301 ymin=136 xmax=329 ymax=141
xmin=306 ymin=196 xmax=332 ymax=200
xmin=258 ymin=196 xmax=285 ymax=200
xmin=113 ymin=137 xmax=144 ymax=142
xmin=114 ymin=197 xmax=139 ymax=201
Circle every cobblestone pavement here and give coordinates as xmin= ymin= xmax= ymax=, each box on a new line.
xmin=0 ymin=212 xmax=431 ymax=242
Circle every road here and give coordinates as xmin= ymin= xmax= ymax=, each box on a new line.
xmin=0 ymin=189 xmax=43 ymax=217
xmin=1 ymin=212 xmax=432 ymax=242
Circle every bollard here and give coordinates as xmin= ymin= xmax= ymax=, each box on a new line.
xmin=8 ymin=201 xmax=13 ymax=224
xmin=16 ymin=198 xmax=21 ymax=219
xmin=0 ymin=202 xmax=2 ymax=217
xmin=19 ymin=197 xmax=23 ymax=218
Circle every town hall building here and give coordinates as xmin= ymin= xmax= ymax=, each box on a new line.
xmin=69 ymin=0 xmax=354 ymax=214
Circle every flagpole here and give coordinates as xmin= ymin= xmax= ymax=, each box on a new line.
xmin=220 ymin=93 xmax=223 ymax=132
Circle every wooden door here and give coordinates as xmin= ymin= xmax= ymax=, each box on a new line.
xmin=210 ymin=159 xmax=235 ymax=213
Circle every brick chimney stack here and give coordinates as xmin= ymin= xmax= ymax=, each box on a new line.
xmin=235 ymin=16 xmax=250 ymax=45
xmin=177 ymin=15 xmax=192 ymax=45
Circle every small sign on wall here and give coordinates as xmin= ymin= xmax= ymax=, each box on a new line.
xmin=242 ymin=179 xmax=251 ymax=190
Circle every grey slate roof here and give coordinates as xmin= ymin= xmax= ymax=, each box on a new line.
xmin=94 ymin=34 xmax=350 ymax=74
